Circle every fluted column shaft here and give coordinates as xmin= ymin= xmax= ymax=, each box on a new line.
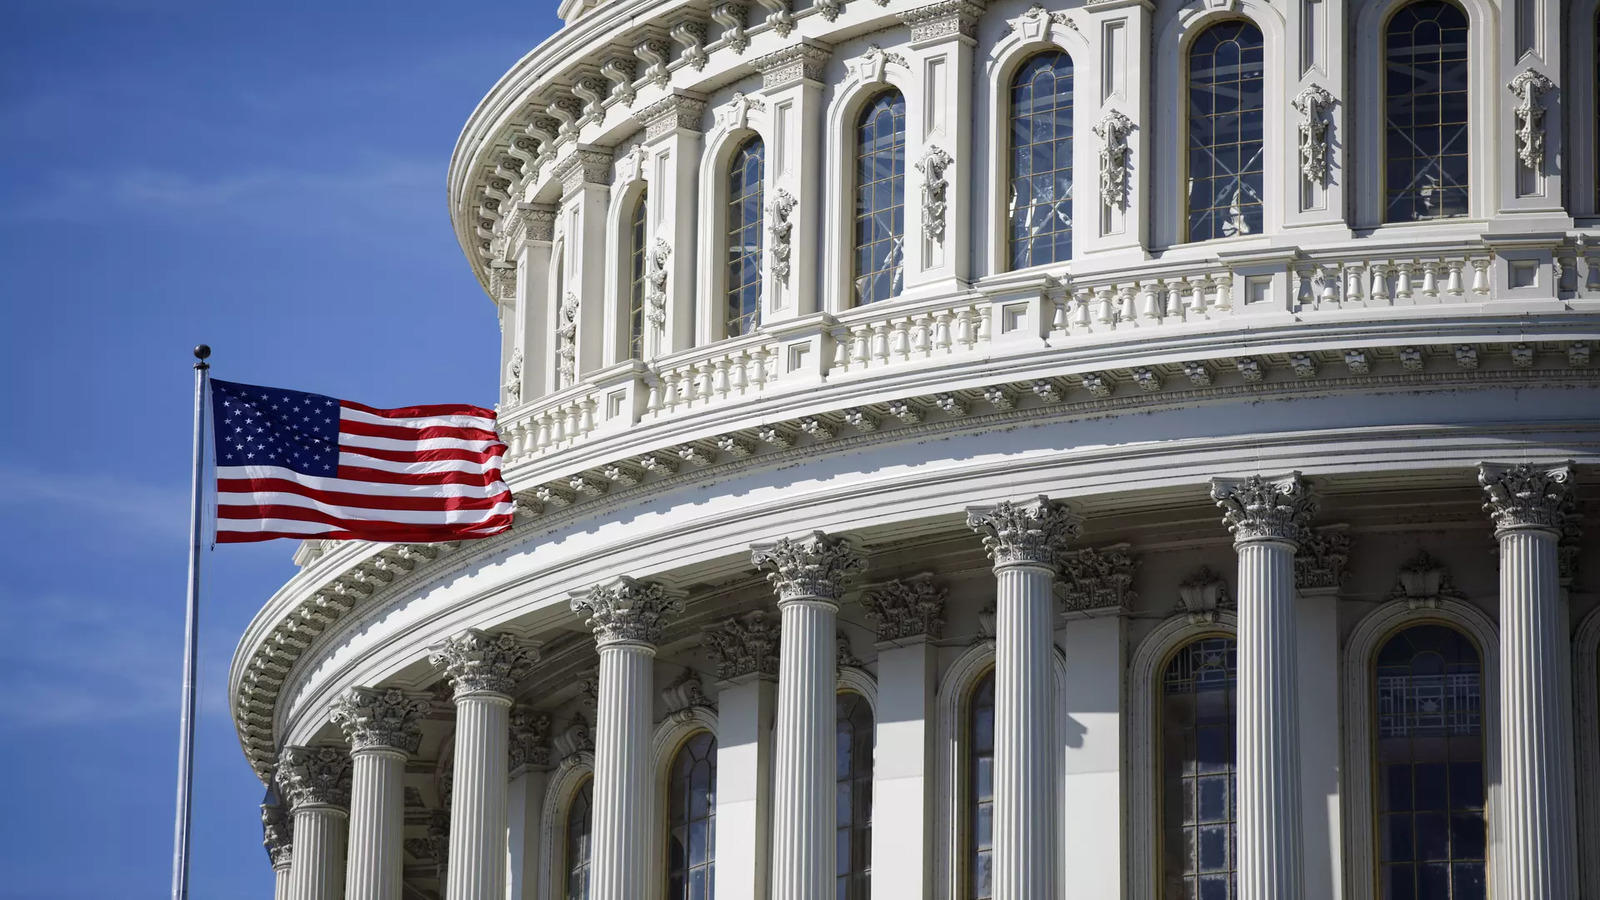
xmin=992 ymin=562 xmax=1058 ymax=900
xmin=287 ymin=807 xmax=348 ymax=900
xmin=344 ymin=748 xmax=407 ymax=900
xmin=273 ymin=859 xmax=293 ymax=900
xmin=590 ymin=642 xmax=656 ymax=900
xmin=771 ymin=597 xmax=838 ymax=900
xmin=1480 ymin=462 xmax=1579 ymax=898
xmin=1234 ymin=539 xmax=1303 ymax=900
xmin=447 ymin=693 xmax=512 ymax=900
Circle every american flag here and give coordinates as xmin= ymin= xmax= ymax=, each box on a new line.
xmin=210 ymin=379 xmax=514 ymax=543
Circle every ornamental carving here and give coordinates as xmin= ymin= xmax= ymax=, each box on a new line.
xmin=427 ymin=629 xmax=538 ymax=697
xmin=1093 ymin=110 xmax=1135 ymax=212
xmin=1177 ymin=567 xmax=1232 ymax=625
xmin=1295 ymin=526 xmax=1350 ymax=590
xmin=756 ymin=0 xmax=794 ymax=36
xmin=712 ymin=2 xmax=749 ymax=53
xmin=669 ymin=20 xmax=709 ymax=71
xmin=330 ymin=686 xmax=430 ymax=754
xmin=570 ymin=576 xmax=687 ymax=646
xmin=521 ymin=204 xmax=557 ymax=243
xmin=768 ymin=189 xmax=796 ymax=283
xmin=1210 ymin=473 xmax=1318 ymax=545
xmin=600 ymin=57 xmax=636 ymax=106
xmin=1387 ymin=551 xmax=1463 ymax=610
xmin=641 ymin=95 xmax=707 ymax=142
xmin=756 ymin=41 xmax=828 ymax=89
xmin=915 ymin=145 xmax=953 ymax=244
xmin=508 ymin=707 xmax=552 ymax=771
xmin=503 ymin=349 xmax=523 ymax=405
xmin=1007 ymin=4 xmax=1076 ymax=40
xmin=646 ymin=237 xmax=671 ymax=327
xmin=427 ymin=810 xmax=449 ymax=886
xmin=553 ymin=713 xmax=595 ymax=759
xmin=556 ymin=292 xmax=579 ymax=387
xmin=1559 ymin=511 xmax=1584 ymax=586
xmin=860 ymin=574 xmax=947 ymax=641
xmin=717 ymin=91 xmax=764 ymax=132
xmin=661 ymin=669 xmax=712 ymax=715
xmin=1059 ymin=543 xmax=1138 ymax=613
xmin=1292 ymin=84 xmax=1333 ymax=184
xmin=488 ymin=262 xmax=517 ymax=301
xmin=634 ymin=37 xmax=672 ymax=88
xmin=848 ymin=45 xmax=908 ymax=85
xmin=816 ymin=0 xmax=845 ymax=21
xmin=261 ymin=793 xmax=293 ymax=869
xmin=553 ymin=148 xmax=613 ymax=194
xmin=752 ymin=531 xmax=868 ymax=602
xmin=900 ymin=0 xmax=985 ymax=42
xmin=275 ymin=745 xmax=353 ymax=810
xmin=967 ymin=495 xmax=1082 ymax=568
xmin=1507 ymin=69 xmax=1555 ymax=172
xmin=702 ymin=610 xmax=782 ymax=679
xmin=1479 ymin=462 xmax=1574 ymax=533
xmin=837 ymin=632 xmax=863 ymax=668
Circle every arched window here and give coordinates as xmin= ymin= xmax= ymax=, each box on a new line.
xmin=1383 ymin=1 xmax=1470 ymax=222
xmin=666 ymin=731 xmax=717 ymax=900
xmin=628 ymin=191 xmax=648 ymax=359
xmin=565 ymin=777 xmax=594 ymax=900
xmin=838 ymin=691 xmax=874 ymax=900
xmin=1160 ymin=636 xmax=1238 ymax=899
xmin=1008 ymin=51 xmax=1075 ymax=269
xmin=1187 ymin=21 xmax=1266 ymax=240
xmin=853 ymin=90 xmax=906 ymax=306
xmin=966 ymin=670 xmax=996 ymax=900
xmin=726 ymin=137 xmax=765 ymax=337
xmin=1373 ymin=624 xmax=1486 ymax=900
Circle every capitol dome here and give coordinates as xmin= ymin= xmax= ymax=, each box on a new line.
xmin=233 ymin=0 xmax=1600 ymax=899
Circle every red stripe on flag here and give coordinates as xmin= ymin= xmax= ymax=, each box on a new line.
xmin=340 ymin=398 xmax=498 ymax=420
xmin=339 ymin=444 xmax=506 ymax=465
xmin=217 ymin=482 xmax=512 ymax=512
xmin=338 ymin=418 xmax=501 ymax=443
xmin=216 ymin=516 xmax=514 ymax=544
xmin=333 ymin=465 xmax=505 ymax=487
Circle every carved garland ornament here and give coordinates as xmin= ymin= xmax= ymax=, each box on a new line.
xmin=646 ymin=237 xmax=671 ymax=328
xmin=860 ymin=575 xmax=947 ymax=641
xmin=570 ymin=576 xmax=687 ymax=646
xmin=556 ymin=292 xmax=580 ymax=386
xmin=1210 ymin=473 xmax=1318 ymax=545
xmin=915 ymin=145 xmax=954 ymax=244
xmin=503 ymin=348 xmax=523 ymax=405
xmin=1093 ymin=110 xmax=1135 ymax=211
xmin=1059 ymin=543 xmax=1139 ymax=612
xmin=1292 ymin=84 xmax=1334 ymax=184
xmin=751 ymin=531 xmax=868 ymax=602
xmin=1177 ymin=567 xmax=1232 ymax=625
xmin=768 ymin=188 xmax=796 ymax=283
xmin=702 ymin=610 xmax=782 ymax=679
xmin=967 ymin=496 xmax=1082 ymax=567
xmin=1507 ymin=69 xmax=1555 ymax=172
xmin=1294 ymin=526 xmax=1351 ymax=590
xmin=509 ymin=707 xmax=552 ymax=770
xmin=1387 ymin=551 xmax=1464 ymax=609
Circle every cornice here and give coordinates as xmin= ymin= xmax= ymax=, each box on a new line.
xmin=230 ymin=337 xmax=1599 ymax=781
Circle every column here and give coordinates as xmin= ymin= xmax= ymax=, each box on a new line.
xmin=967 ymin=496 xmax=1080 ymax=900
xmin=752 ymin=531 xmax=868 ymax=900
xmin=511 ymin=203 xmax=557 ymax=401
xmin=507 ymin=708 xmax=552 ymax=900
xmin=1211 ymin=473 xmax=1317 ymax=900
xmin=551 ymin=149 xmax=612 ymax=385
xmin=755 ymin=42 xmax=829 ymax=321
xmin=262 ymin=792 xmax=294 ymax=900
xmin=428 ymin=629 xmax=539 ymax=900
xmin=703 ymin=611 xmax=782 ymax=900
xmin=276 ymin=745 xmax=353 ymax=900
xmin=1479 ymin=462 xmax=1579 ymax=898
xmin=1294 ymin=528 xmax=1350 ymax=900
xmin=330 ymin=687 xmax=429 ymax=900
xmin=570 ymin=576 xmax=687 ymax=900
xmin=859 ymin=576 xmax=946 ymax=899
xmin=638 ymin=95 xmax=705 ymax=356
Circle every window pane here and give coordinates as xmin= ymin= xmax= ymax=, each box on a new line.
xmin=837 ymin=691 xmax=874 ymax=899
xmin=1384 ymin=1 xmax=1470 ymax=222
xmin=1374 ymin=624 xmax=1486 ymax=899
xmin=968 ymin=671 xmax=996 ymax=900
xmin=1186 ymin=22 xmax=1265 ymax=241
xmin=853 ymin=91 xmax=906 ymax=305
xmin=1008 ymin=51 xmax=1074 ymax=270
xmin=566 ymin=778 xmax=593 ymax=900
xmin=1161 ymin=637 xmax=1238 ymax=899
xmin=666 ymin=732 xmax=717 ymax=900
xmin=725 ymin=137 xmax=765 ymax=337
xmin=627 ymin=192 xmax=648 ymax=360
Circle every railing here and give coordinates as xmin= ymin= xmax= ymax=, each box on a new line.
xmin=494 ymin=240 xmax=1589 ymax=469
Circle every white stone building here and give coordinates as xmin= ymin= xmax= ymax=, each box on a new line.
xmin=231 ymin=0 xmax=1600 ymax=898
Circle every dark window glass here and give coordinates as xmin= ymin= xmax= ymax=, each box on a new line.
xmin=1161 ymin=637 xmax=1239 ymax=900
xmin=667 ymin=731 xmax=717 ymax=900
xmin=565 ymin=777 xmax=594 ymax=900
xmin=628 ymin=192 xmax=648 ymax=359
xmin=1375 ymin=624 xmax=1486 ymax=900
xmin=1187 ymin=21 xmax=1266 ymax=240
xmin=1384 ymin=1 xmax=1470 ymax=221
xmin=726 ymin=137 xmax=765 ymax=337
xmin=968 ymin=671 xmax=995 ymax=900
xmin=854 ymin=91 xmax=906 ymax=305
xmin=1009 ymin=51 xmax=1074 ymax=269
xmin=836 ymin=692 xmax=874 ymax=900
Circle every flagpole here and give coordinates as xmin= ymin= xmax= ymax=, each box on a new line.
xmin=171 ymin=344 xmax=210 ymax=900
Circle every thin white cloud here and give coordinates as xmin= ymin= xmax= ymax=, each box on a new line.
xmin=0 ymin=462 xmax=189 ymax=543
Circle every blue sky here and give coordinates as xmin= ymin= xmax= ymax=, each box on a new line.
xmin=1 ymin=2 xmax=558 ymax=896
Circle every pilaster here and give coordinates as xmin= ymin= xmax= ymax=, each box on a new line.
xmin=512 ymin=203 xmax=557 ymax=403
xmin=704 ymin=612 xmax=782 ymax=900
xmin=553 ymin=148 xmax=613 ymax=386
xmin=507 ymin=707 xmax=552 ymax=900
xmin=639 ymin=94 xmax=706 ymax=356
xmin=751 ymin=531 xmax=866 ymax=900
xmin=1495 ymin=0 xmax=1566 ymax=219
xmin=1294 ymin=527 xmax=1349 ymax=900
xmin=1283 ymin=0 xmax=1349 ymax=230
xmin=1079 ymin=0 xmax=1152 ymax=256
xmin=756 ymin=42 xmax=829 ymax=322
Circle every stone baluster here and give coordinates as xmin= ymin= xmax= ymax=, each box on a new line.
xmin=427 ymin=630 xmax=538 ymax=900
xmin=1210 ymin=473 xmax=1317 ymax=900
xmin=966 ymin=497 xmax=1081 ymax=900
xmin=276 ymin=745 xmax=353 ymax=900
xmin=330 ymin=687 xmax=429 ymax=900
xmin=751 ymin=531 xmax=868 ymax=900
xmin=570 ymin=577 xmax=687 ymax=900
xmin=1479 ymin=462 xmax=1580 ymax=899
xmin=262 ymin=791 xmax=294 ymax=900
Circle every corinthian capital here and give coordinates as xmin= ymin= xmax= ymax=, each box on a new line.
xmin=860 ymin=575 xmax=947 ymax=641
xmin=261 ymin=791 xmax=293 ymax=869
xmin=1210 ymin=473 xmax=1318 ymax=545
xmin=1478 ymin=461 xmax=1575 ymax=534
xmin=751 ymin=531 xmax=867 ymax=602
xmin=330 ymin=686 xmax=431 ymax=754
xmin=508 ymin=706 xmax=552 ymax=771
xmin=427 ymin=629 xmax=539 ymax=698
xmin=275 ymin=745 xmax=353 ymax=811
xmin=702 ymin=610 xmax=782 ymax=679
xmin=570 ymin=576 xmax=687 ymax=647
xmin=966 ymin=495 xmax=1081 ymax=567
